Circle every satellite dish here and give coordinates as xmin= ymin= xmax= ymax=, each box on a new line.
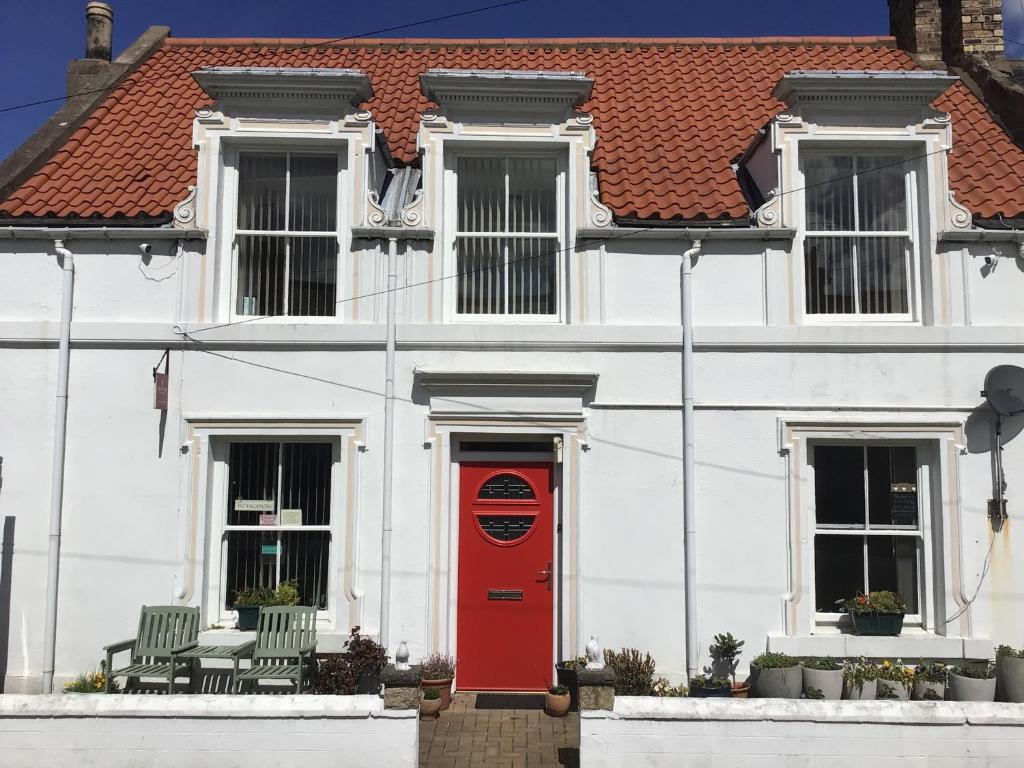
xmin=984 ymin=365 xmax=1024 ymax=417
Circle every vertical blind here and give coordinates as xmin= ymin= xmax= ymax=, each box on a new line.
xmin=236 ymin=152 xmax=339 ymax=317
xmin=803 ymin=154 xmax=911 ymax=316
xmin=455 ymin=156 xmax=559 ymax=315
xmin=225 ymin=442 xmax=333 ymax=609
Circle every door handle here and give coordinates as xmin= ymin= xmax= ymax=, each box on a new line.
xmin=535 ymin=562 xmax=552 ymax=590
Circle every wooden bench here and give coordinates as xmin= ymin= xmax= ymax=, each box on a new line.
xmin=233 ymin=606 xmax=317 ymax=693
xmin=104 ymin=606 xmax=199 ymax=693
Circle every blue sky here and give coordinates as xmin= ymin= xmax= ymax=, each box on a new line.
xmin=0 ymin=0 xmax=1022 ymax=160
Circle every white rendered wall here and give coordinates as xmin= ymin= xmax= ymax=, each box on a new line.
xmin=0 ymin=695 xmax=417 ymax=768
xmin=581 ymin=698 xmax=1024 ymax=767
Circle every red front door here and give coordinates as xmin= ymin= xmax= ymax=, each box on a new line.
xmin=457 ymin=462 xmax=554 ymax=691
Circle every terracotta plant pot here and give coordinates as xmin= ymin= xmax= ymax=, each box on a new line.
xmin=421 ymin=678 xmax=453 ymax=711
xmin=730 ymin=682 xmax=750 ymax=699
xmin=555 ymin=663 xmax=581 ymax=712
xmin=420 ymin=697 xmax=442 ymax=719
xmin=545 ymin=691 xmax=571 ymax=717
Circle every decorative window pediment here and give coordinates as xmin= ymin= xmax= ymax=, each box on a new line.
xmin=419 ymin=68 xmax=593 ymax=122
xmin=192 ymin=67 xmax=373 ymax=118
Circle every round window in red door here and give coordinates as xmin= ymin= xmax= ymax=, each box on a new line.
xmin=472 ymin=471 xmax=540 ymax=546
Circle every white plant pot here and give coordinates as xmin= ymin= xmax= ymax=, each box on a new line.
xmin=843 ymin=677 xmax=877 ymax=700
xmin=876 ymin=679 xmax=909 ymax=700
xmin=912 ymin=680 xmax=945 ymax=700
xmin=752 ymin=665 xmax=802 ymax=699
xmin=949 ymin=672 xmax=996 ymax=702
xmin=997 ymin=655 xmax=1024 ymax=702
xmin=802 ymin=667 xmax=843 ymax=700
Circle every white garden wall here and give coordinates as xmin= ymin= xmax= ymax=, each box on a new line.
xmin=581 ymin=698 xmax=1024 ymax=767
xmin=0 ymin=695 xmax=417 ymax=768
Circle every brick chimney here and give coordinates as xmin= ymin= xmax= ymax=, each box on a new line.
xmin=888 ymin=0 xmax=944 ymax=60
xmin=943 ymin=0 xmax=1006 ymax=60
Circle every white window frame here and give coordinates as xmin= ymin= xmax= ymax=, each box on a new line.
xmin=797 ymin=144 xmax=924 ymax=325
xmin=808 ymin=440 xmax=933 ymax=629
xmin=198 ymin=425 xmax=355 ymax=629
xmin=220 ymin=140 xmax=350 ymax=324
xmin=443 ymin=144 xmax=567 ymax=324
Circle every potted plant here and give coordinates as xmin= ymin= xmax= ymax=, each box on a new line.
xmin=420 ymin=652 xmax=456 ymax=711
xmin=232 ymin=580 xmax=300 ymax=631
xmin=688 ymin=674 xmax=732 ymax=698
xmin=709 ymin=632 xmax=749 ymax=698
xmin=343 ymin=626 xmax=388 ymax=694
xmin=801 ymin=657 xmax=843 ymax=700
xmin=556 ymin=655 xmax=588 ymax=712
xmin=949 ymin=662 xmax=997 ymax=702
xmin=652 ymin=678 xmax=688 ymax=697
xmin=841 ymin=657 xmax=878 ymax=700
xmin=603 ymin=647 xmax=657 ymax=696
xmin=420 ymin=687 xmax=442 ymax=719
xmin=545 ymin=684 xmax=571 ymax=716
xmin=876 ymin=659 xmax=913 ymax=700
xmin=837 ymin=590 xmax=907 ymax=636
xmin=912 ymin=661 xmax=947 ymax=701
xmin=750 ymin=652 xmax=801 ymax=699
xmin=996 ymin=645 xmax=1024 ymax=702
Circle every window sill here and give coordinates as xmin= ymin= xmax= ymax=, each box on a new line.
xmin=767 ymin=631 xmax=993 ymax=660
xmin=200 ymin=627 xmax=352 ymax=653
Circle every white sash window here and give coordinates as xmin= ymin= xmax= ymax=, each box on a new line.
xmin=802 ymin=153 xmax=915 ymax=318
xmin=454 ymin=155 xmax=561 ymax=318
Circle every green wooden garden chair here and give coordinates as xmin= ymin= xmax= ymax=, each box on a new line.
xmin=104 ymin=605 xmax=199 ymax=693
xmin=233 ymin=606 xmax=317 ymax=693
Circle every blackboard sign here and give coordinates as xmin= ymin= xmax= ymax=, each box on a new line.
xmin=890 ymin=483 xmax=918 ymax=525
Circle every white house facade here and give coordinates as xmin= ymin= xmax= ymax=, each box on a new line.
xmin=1 ymin=10 xmax=1024 ymax=695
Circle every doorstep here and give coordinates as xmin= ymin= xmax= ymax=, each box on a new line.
xmin=767 ymin=632 xmax=993 ymax=660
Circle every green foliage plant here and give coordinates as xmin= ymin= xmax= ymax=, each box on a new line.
xmin=751 ymin=652 xmax=798 ymax=670
xmin=954 ymin=662 xmax=996 ymax=680
xmin=801 ymin=657 xmax=841 ymax=671
xmin=709 ymin=632 xmax=745 ymax=686
xmin=837 ymin=590 xmax=907 ymax=615
xmin=842 ymin=657 xmax=878 ymax=695
xmin=996 ymin=644 xmax=1024 ymax=660
xmin=603 ymin=647 xmax=656 ymax=696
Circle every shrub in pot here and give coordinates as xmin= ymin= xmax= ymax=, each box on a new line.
xmin=688 ymin=674 xmax=732 ymax=698
xmin=603 ymin=647 xmax=656 ymax=696
xmin=949 ymin=662 xmax=996 ymax=702
xmin=841 ymin=658 xmax=878 ymax=700
xmin=545 ymin=685 xmax=571 ymax=716
xmin=343 ymin=626 xmax=388 ymax=694
xmin=750 ymin=652 xmax=801 ymax=699
xmin=876 ymin=659 xmax=913 ymax=700
xmin=912 ymin=661 xmax=947 ymax=701
xmin=837 ymin=590 xmax=907 ymax=636
xmin=709 ymin=632 xmax=749 ymax=698
xmin=420 ymin=687 xmax=442 ymax=719
xmin=421 ymin=652 xmax=456 ymax=710
xmin=232 ymin=580 xmax=300 ymax=630
xmin=801 ymin=657 xmax=843 ymax=700
xmin=556 ymin=656 xmax=587 ymax=712
xmin=996 ymin=645 xmax=1024 ymax=702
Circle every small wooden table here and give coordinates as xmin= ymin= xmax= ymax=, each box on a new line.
xmin=178 ymin=642 xmax=256 ymax=693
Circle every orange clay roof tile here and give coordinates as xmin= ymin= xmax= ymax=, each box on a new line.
xmin=2 ymin=37 xmax=1023 ymax=221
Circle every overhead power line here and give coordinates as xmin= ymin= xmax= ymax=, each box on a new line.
xmin=0 ymin=0 xmax=528 ymax=115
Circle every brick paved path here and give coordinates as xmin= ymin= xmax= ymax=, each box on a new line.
xmin=419 ymin=693 xmax=580 ymax=768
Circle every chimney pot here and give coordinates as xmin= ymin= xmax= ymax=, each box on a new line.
xmin=85 ymin=2 xmax=113 ymax=61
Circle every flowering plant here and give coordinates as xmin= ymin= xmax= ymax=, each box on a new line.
xmin=841 ymin=657 xmax=878 ymax=693
xmin=652 ymin=677 xmax=688 ymax=697
xmin=876 ymin=658 xmax=914 ymax=695
xmin=914 ymin=661 xmax=948 ymax=684
xmin=836 ymin=590 xmax=907 ymax=615
xmin=64 ymin=662 xmax=118 ymax=693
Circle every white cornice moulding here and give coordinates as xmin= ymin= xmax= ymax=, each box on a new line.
xmin=773 ymin=70 xmax=957 ymax=113
xmin=191 ymin=67 xmax=373 ymax=116
xmin=419 ymin=69 xmax=593 ymax=120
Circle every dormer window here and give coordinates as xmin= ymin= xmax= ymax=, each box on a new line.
xmin=455 ymin=155 xmax=560 ymax=316
xmin=803 ymin=151 xmax=912 ymax=317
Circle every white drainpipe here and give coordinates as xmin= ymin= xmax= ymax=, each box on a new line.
xmin=379 ymin=236 xmax=398 ymax=651
xmin=42 ymin=240 xmax=75 ymax=694
xmin=682 ymin=239 xmax=702 ymax=680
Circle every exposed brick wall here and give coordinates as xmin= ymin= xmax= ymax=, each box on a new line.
xmin=943 ymin=0 xmax=1007 ymax=58
xmin=888 ymin=0 xmax=944 ymax=58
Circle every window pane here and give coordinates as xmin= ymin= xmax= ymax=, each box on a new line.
xmin=508 ymin=237 xmax=557 ymax=315
xmin=225 ymin=529 xmax=277 ymax=608
xmin=867 ymin=535 xmax=919 ymax=613
xmin=857 ymin=156 xmax=907 ymax=232
xmin=456 ymin=236 xmax=504 ymax=314
xmin=457 ymin=157 xmax=505 ymax=232
xmin=289 ymin=154 xmax=338 ymax=232
xmin=288 ymin=237 xmax=337 ymax=316
xmin=281 ymin=442 xmax=333 ymax=526
xmin=815 ymin=534 xmax=864 ymax=612
xmin=281 ymin=530 xmax=330 ymax=608
xmin=227 ymin=442 xmax=279 ymax=525
xmin=508 ymin=157 xmax=557 ymax=233
xmin=813 ymin=445 xmax=865 ymax=525
xmin=236 ymin=235 xmax=285 ymax=316
xmin=805 ymin=236 xmax=856 ymax=314
xmin=868 ymin=446 xmax=918 ymax=527
xmin=237 ymin=153 xmax=286 ymax=231
xmin=804 ymin=155 xmax=855 ymax=231
xmin=858 ymin=237 xmax=908 ymax=315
